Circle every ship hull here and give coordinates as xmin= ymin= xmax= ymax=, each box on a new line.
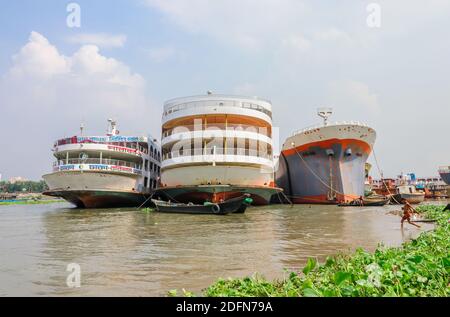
xmin=43 ymin=189 xmax=150 ymax=208
xmin=276 ymin=138 xmax=373 ymax=204
xmin=391 ymin=193 xmax=425 ymax=205
xmin=42 ymin=171 xmax=150 ymax=208
xmin=155 ymin=185 xmax=282 ymax=206
xmin=439 ymin=171 xmax=450 ymax=185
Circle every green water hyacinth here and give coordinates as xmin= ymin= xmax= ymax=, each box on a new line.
xmin=201 ymin=205 xmax=449 ymax=297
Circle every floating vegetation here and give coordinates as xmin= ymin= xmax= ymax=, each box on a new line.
xmin=200 ymin=205 xmax=449 ymax=297
xmin=141 ymin=207 xmax=155 ymax=213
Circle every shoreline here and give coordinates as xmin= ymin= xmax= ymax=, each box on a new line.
xmin=0 ymin=199 xmax=63 ymax=206
xmin=175 ymin=205 xmax=449 ymax=297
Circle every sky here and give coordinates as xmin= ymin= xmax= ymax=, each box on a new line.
xmin=0 ymin=0 xmax=449 ymax=181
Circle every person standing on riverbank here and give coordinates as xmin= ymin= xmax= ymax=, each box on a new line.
xmin=401 ymin=201 xmax=421 ymax=228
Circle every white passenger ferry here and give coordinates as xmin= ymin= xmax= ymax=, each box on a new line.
xmin=43 ymin=120 xmax=161 ymax=208
xmin=158 ymin=92 xmax=282 ymax=205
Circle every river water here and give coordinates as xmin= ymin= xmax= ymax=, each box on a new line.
xmin=0 ymin=202 xmax=438 ymax=296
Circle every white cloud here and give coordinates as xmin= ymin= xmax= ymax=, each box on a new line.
xmin=9 ymin=31 xmax=70 ymax=79
xmin=327 ymin=80 xmax=380 ymax=116
xmin=145 ymin=0 xmax=310 ymax=51
xmin=313 ymin=27 xmax=352 ymax=46
xmin=0 ymin=32 xmax=158 ymax=180
xmin=66 ymin=33 xmax=127 ymax=48
xmin=282 ymin=34 xmax=311 ymax=53
xmin=147 ymin=46 xmax=176 ymax=63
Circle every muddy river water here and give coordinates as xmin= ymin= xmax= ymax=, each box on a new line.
xmin=0 ymin=202 xmax=437 ymax=296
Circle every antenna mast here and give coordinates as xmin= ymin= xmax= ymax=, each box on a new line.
xmin=317 ymin=107 xmax=333 ymax=126
xmin=107 ymin=119 xmax=118 ymax=136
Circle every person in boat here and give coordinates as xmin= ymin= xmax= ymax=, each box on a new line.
xmin=350 ymin=196 xmax=364 ymax=206
xmin=358 ymin=196 xmax=364 ymax=206
xmin=401 ymin=201 xmax=421 ymax=228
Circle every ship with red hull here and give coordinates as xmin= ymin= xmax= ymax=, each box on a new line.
xmin=276 ymin=108 xmax=376 ymax=204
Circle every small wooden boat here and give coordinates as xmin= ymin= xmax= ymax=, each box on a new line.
xmin=151 ymin=194 xmax=253 ymax=215
xmin=391 ymin=185 xmax=425 ymax=204
xmin=338 ymin=196 xmax=389 ymax=207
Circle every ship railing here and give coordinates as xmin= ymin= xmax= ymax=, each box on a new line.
xmin=439 ymin=166 xmax=450 ymax=173
xmin=162 ymin=124 xmax=272 ymax=138
xmin=53 ymin=158 xmax=142 ymax=169
xmin=291 ymin=121 xmax=369 ymax=136
xmin=163 ymin=100 xmax=272 ymax=119
xmin=162 ymin=148 xmax=273 ymax=161
xmin=54 ymin=139 xmax=150 ymax=154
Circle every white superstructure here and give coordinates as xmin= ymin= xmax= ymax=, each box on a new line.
xmin=43 ymin=120 xmax=161 ymax=208
xmin=160 ymin=93 xmax=276 ymax=188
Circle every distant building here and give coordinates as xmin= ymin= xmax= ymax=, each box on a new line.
xmin=9 ymin=177 xmax=28 ymax=184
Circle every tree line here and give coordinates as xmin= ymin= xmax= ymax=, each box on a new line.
xmin=0 ymin=180 xmax=48 ymax=193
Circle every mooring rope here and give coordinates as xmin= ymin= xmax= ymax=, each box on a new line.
xmin=137 ymin=191 xmax=155 ymax=209
xmin=293 ymin=147 xmax=347 ymax=196
xmin=372 ymin=148 xmax=402 ymax=205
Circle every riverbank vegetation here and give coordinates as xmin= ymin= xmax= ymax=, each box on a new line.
xmin=0 ymin=180 xmax=48 ymax=193
xmin=0 ymin=199 xmax=62 ymax=206
xmin=200 ymin=205 xmax=449 ymax=297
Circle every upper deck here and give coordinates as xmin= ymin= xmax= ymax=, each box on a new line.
xmin=283 ymin=122 xmax=377 ymax=152
xmin=55 ymin=135 xmax=148 ymax=147
xmin=53 ymin=135 xmax=161 ymax=161
xmin=162 ymin=94 xmax=273 ymax=125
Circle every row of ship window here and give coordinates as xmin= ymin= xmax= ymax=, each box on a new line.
xmin=162 ymin=124 xmax=271 ymax=138
xmin=162 ymin=148 xmax=273 ymax=160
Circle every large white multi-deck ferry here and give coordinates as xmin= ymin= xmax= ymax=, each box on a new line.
xmin=157 ymin=93 xmax=282 ymax=205
xmin=43 ymin=120 xmax=161 ymax=208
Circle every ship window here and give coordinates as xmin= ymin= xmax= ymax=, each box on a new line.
xmin=144 ymin=177 xmax=148 ymax=188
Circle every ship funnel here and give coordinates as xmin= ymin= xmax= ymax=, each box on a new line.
xmin=317 ymin=107 xmax=333 ymax=126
